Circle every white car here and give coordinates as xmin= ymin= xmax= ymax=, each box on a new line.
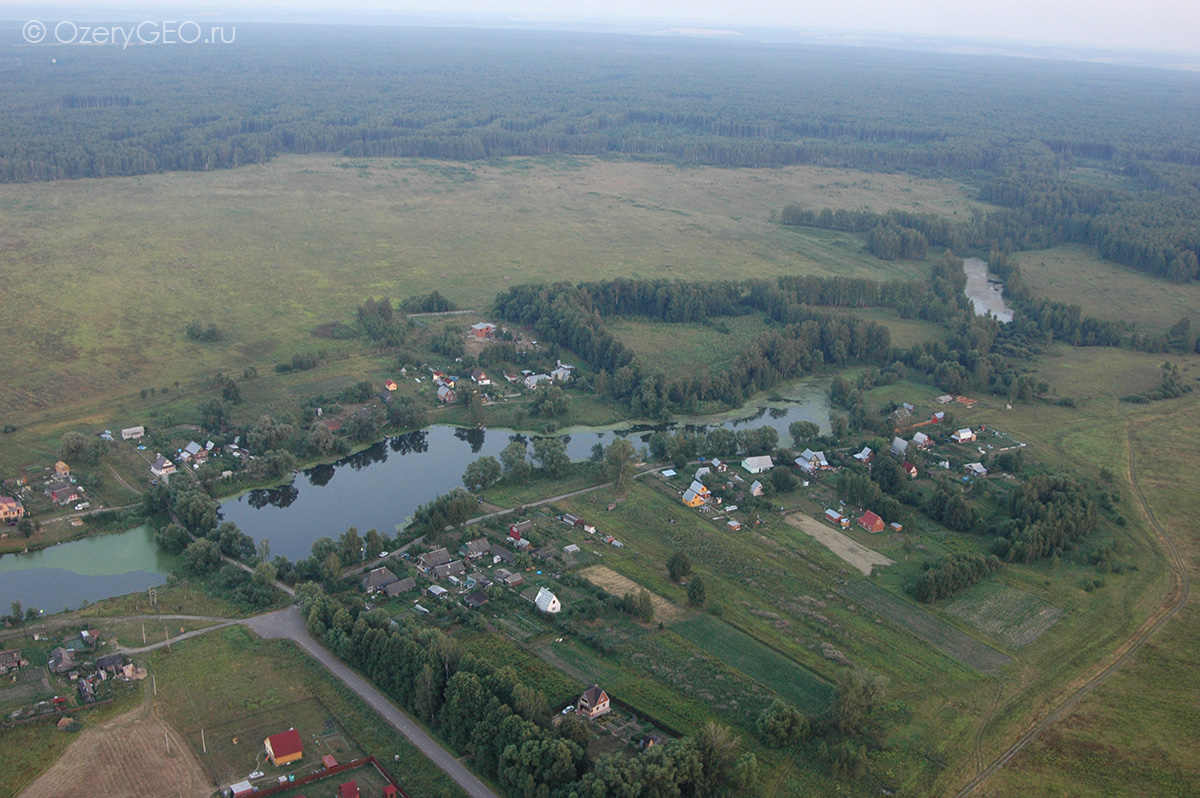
xmin=74 ymin=502 xmax=90 ymax=510
xmin=378 ymin=551 xmax=389 ymax=558
xmin=561 ymin=705 xmax=575 ymax=715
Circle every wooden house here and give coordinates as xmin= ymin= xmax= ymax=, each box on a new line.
xmin=857 ymin=510 xmax=885 ymax=534
xmin=264 ymin=728 xmax=304 ymax=767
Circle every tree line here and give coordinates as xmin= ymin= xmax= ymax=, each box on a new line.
xmin=298 ymin=583 xmax=761 ymax=798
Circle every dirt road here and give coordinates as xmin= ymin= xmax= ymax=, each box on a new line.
xmin=954 ymin=418 xmax=1191 ymax=795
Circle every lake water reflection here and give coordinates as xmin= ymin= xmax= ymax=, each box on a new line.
xmin=220 ymin=387 xmax=831 ymax=561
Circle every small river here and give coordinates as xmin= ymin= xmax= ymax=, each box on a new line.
xmin=0 ymin=381 xmax=830 ymax=611
xmin=963 ymin=257 xmax=1014 ymax=323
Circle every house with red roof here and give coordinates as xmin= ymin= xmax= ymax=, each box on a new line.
xmin=338 ymin=781 xmax=359 ymax=798
xmin=264 ymin=728 xmax=304 ymax=767
xmin=857 ymin=510 xmax=885 ymax=534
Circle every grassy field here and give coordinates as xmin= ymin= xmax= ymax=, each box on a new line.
xmin=974 ymin=396 xmax=1200 ymax=797
xmin=671 ymin=615 xmax=832 ymax=715
xmin=0 ymin=155 xmax=984 ymax=477
xmin=1015 ymin=245 xmax=1200 ymax=334
xmin=606 ymin=315 xmax=773 ymax=379
xmin=147 ymin=625 xmax=467 ymax=798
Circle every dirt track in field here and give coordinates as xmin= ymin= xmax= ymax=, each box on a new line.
xmin=19 ymin=699 xmax=211 ymax=798
xmin=578 ymin=565 xmax=687 ymax=623
xmin=784 ymin=513 xmax=895 ymax=576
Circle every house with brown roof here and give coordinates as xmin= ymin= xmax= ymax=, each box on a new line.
xmin=901 ymin=461 xmax=918 ymax=478
xmin=433 ymin=560 xmax=466 ymax=581
xmin=0 ymin=649 xmax=25 ymax=674
xmin=491 ymin=543 xmax=516 ymax=565
xmin=48 ymin=647 xmax=74 ymax=673
xmin=362 ymin=567 xmax=399 ymax=593
xmin=264 ymin=728 xmax=304 ymax=767
xmin=383 ymin=577 xmax=417 ymax=597
xmin=54 ymin=461 xmax=71 ymax=477
xmin=459 ymin=538 xmax=491 ymax=560
xmin=857 ymin=510 xmax=885 ymax=534
xmin=495 ymin=568 xmax=524 ymax=587
xmin=576 ymin=684 xmax=611 ymax=719
xmin=417 ymin=548 xmax=452 ymax=573
xmin=50 ymin=485 xmax=80 ymax=505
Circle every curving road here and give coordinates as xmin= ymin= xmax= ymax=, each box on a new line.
xmin=245 ymin=606 xmax=499 ymax=798
xmin=116 ymin=605 xmax=499 ymax=798
xmin=954 ymin=418 xmax=1191 ymax=796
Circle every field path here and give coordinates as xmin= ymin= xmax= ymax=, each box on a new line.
xmin=783 ymin=513 xmax=895 ymax=575
xmin=954 ymin=416 xmax=1191 ymax=795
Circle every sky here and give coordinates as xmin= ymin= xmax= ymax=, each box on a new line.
xmin=4 ymin=0 xmax=1199 ymax=56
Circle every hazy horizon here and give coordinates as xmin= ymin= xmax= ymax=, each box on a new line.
xmin=2 ymin=0 xmax=1198 ymax=61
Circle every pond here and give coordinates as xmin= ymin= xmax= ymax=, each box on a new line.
xmin=0 ymin=525 xmax=175 ymax=615
xmin=963 ymin=257 xmax=1014 ymax=323
xmin=219 ymin=381 xmax=831 ymax=561
xmin=1 ymin=380 xmax=830 ymax=606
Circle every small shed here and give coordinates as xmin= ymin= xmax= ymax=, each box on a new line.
xmin=824 ymin=509 xmax=850 ymax=529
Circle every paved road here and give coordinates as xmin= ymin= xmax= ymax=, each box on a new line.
xmin=245 ymin=606 xmax=499 ymax=798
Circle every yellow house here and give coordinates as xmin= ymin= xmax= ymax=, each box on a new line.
xmin=682 ymin=488 xmax=705 ymax=507
xmin=55 ymin=461 xmax=71 ymax=477
xmin=264 ymin=729 xmax=304 ymax=767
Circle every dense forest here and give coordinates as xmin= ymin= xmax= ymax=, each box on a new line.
xmin=5 ymin=25 xmax=1199 ymax=279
